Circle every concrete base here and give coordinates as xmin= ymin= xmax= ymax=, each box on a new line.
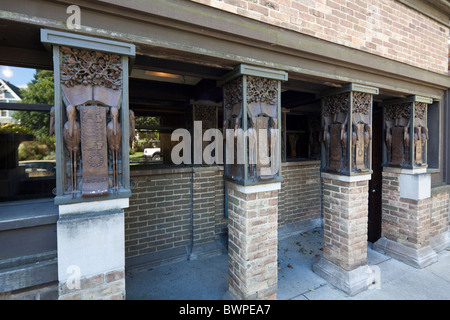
xmin=189 ymin=241 xmax=224 ymax=261
xmin=313 ymin=258 xmax=373 ymax=296
xmin=373 ymin=237 xmax=438 ymax=269
xmin=430 ymin=231 xmax=450 ymax=253
xmin=278 ymin=218 xmax=323 ymax=241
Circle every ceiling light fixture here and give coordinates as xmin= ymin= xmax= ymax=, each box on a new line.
xmin=144 ymin=70 xmax=180 ymax=79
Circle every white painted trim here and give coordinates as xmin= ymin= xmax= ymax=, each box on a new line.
xmin=226 ymin=181 xmax=281 ymax=194
xmin=321 ymin=172 xmax=372 ymax=182
xmin=59 ymin=198 xmax=129 ymax=216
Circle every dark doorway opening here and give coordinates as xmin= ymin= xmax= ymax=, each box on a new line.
xmin=368 ymin=104 xmax=382 ymax=243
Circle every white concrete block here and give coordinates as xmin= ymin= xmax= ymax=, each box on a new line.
xmin=399 ymin=173 xmax=431 ymax=200
xmin=57 ymin=210 xmax=125 ymax=283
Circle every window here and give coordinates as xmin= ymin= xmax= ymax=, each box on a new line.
xmin=284 ymin=113 xmax=321 ymax=161
xmin=129 ymin=109 xmax=192 ymax=167
xmin=0 ymin=69 xmax=55 ymax=202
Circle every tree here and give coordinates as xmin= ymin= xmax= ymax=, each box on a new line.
xmin=13 ymin=70 xmax=54 ymax=137
xmin=12 ymin=70 xmax=55 ymax=160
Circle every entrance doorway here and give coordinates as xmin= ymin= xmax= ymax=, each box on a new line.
xmin=368 ymin=105 xmax=382 ymax=243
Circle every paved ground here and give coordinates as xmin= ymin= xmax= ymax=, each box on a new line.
xmin=126 ymin=227 xmax=450 ymax=300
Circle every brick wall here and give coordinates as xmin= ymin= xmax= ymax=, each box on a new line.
xmin=190 ymin=0 xmax=449 ymax=74
xmin=278 ymin=161 xmax=321 ymax=227
xmin=126 ymin=163 xmax=321 ymax=264
xmin=430 ymin=191 xmax=450 ymax=239
xmin=193 ymin=167 xmax=227 ymax=245
xmin=125 ymin=167 xmax=227 ymax=261
xmin=125 ymin=169 xmax=193 ymax=259
xmin=58 ymin=268 xmax=125 ymax=300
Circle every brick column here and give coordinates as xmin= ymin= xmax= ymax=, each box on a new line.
xmin=374 ymin=168 xmax=437 ymax=268
xmin=375 ymin=96 xmax=438 ymax=268
xmin=313 ymin=173 xmax=373 ymax=295
xmin=218 ymin=64 xmax=287 ymax=300
xmin=226 ymin=182 xmax=280 ymax=300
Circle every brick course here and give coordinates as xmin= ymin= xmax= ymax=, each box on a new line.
xmin=278 ymin=161 xmax=321 ymax=227
xmin=125 ymin=167 xmax=227 ymax=260
xmin=430 ymin=191 xmax=449 ymax=239
xmin=190 ymin=0 xmax=449 ymax=74
xmin=58 ymin=268 xmax=125 ymax=300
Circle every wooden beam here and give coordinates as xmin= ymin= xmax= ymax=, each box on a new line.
xmin=0 ymin=102 xmax=52 ymax=111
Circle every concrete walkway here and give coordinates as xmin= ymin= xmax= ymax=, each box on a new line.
xmin=125 ymin=227 xmax=450 ymax=300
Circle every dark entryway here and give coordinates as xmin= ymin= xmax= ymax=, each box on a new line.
xmin=368 ymin=105 xmax=382 ymax=243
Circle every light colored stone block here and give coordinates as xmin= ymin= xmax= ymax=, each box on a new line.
xmin=399 ymin=173 xmax=431 ymax=200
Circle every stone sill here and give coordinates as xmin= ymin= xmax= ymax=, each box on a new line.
xmin=0 ymin=198 xmax=57 ymax=231
xmin=282 ymin=160 xmax=320 ymax=167
xmin=431 ymin=183 xmax=450 ymax=196
xmin=130 ymin=165 xmax=224 ymax=177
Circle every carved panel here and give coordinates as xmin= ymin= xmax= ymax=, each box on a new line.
xmin=222 ymin=74 xmax=281 ymax=182
xmin=384 ymin=100 xmax=428 ymax=168
xmin=79 ymin=106 xmax=109 ymax=197
xmin=58 ymin=46 xmax=129 ymax=199
xmin=322 ymin=90 xmax=373 ymax=174
xmin=246 ymin=76 xmax=279 ymax=180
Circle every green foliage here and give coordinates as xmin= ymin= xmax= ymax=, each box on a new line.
xmin=20 ymin=70 xmax=54 ymax=105
xmin=13 ymin=70 xmax=54 ymax=138
xmin=0 ymin=122 xmax=33 ymax=134
xmin=11 ymin=70 xmax=55 ymax=161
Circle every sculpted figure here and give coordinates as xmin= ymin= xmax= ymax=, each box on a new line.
xmin=107 ymin=106 xmax=122 ymax=192
xmin=63 ymin=105 xmax=81 ymax=197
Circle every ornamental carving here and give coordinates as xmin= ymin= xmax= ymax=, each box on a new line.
xmin=384 ymin=101 xmax=428 ymax=167
xmin=223 ymin=77 xmax=242 ymax=120
xmin=61 ymin=47 xmax=122 ymax=89
xmin=223 ymin=75 xmax=280 ymax=181
xmin=352 ymin=92 xmax=371 ymax=115
xmin=322 ymin=93 xmax=349 ymax=117
xmin=322 ymin=91 xmax=372 ymax=174
xmin=56 ymin=46 xmax=133 ymax=199
xmin=247 ymin=76 xmax=278 ymax=106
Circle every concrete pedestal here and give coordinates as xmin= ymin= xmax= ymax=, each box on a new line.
xmin=57 ymin=198 xmax=128 ymax=300
xmin=375 ymin=168 xmax=437 ymax=268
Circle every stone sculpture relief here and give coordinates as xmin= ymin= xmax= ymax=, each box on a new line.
xmin=246 ymin=76 xmax=279 ymax=179
xmin=223 ymin=77 xmax=243 ymax=179
xmin=413 ymin=102 xmax=428 ymax=166
xmin=322 ymin=93 xmax=349 ymax=172
xmin=222 ymin=76 xmax=280 ymax=181
xmin=352 ymin=92 xmax=372 ymax=171
xmin=384 ymin=101 xmax=428 ymax=167
xmin=56 ymin=46 xmax=134 ymax=198
xmin=322 ymin=91 xmax=372 ymax=173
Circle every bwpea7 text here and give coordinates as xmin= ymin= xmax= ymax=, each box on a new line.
xmin=179 ymin=304 xmax=271 ymax=317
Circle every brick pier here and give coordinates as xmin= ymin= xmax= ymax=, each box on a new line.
xmin=226 ymin=181 xmax=280 ymax=300
xmin=313 ymin=173 xmax=373 ymax=296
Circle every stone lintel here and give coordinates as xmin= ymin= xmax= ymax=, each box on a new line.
xmin=58 ymin=197 xmax=129 ymax=217
xmin=321 ymin=172 xmax=372 ymax=182
xmin=226 ymin=181 xmax=281 ymax=194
